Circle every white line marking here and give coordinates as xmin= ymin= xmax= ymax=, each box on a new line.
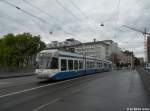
xmin=0 ymin=74 xmax=97 ymax=98
xmin=32 ymin=98 xmax=60 ymax=111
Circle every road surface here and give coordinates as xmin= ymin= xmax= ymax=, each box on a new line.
xmin=0 ymin=70 xmax=150 ymax=111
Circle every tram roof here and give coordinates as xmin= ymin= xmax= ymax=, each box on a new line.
xmin=39 ymin=49 xmax=83 ymax=57
xmin=39 ymin=49 xmax=112 ymax=63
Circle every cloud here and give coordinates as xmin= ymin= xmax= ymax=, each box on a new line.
xmin=0 ymin=0 xmax=149 ymax=58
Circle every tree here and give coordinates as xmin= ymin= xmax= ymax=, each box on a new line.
xmin=134 ymin=57 xmax=141 ymax=66
xmin=0 ymin=33 xmax=46 ymax=68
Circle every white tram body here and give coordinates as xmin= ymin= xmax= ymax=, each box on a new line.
xmin=35 ymin=49 xmax=112 ymax=80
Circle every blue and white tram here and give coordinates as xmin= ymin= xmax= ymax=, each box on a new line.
xmin=35 ymin=49 xmax=112 ymax=80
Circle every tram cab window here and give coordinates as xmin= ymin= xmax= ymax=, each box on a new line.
xmin=90 ymin=61 xmax=92 ymax=68
xmin=51 ymin=57 xmax=58 ymax=69
xmin=68 ymin=60 xmax=73 ymax=70
xmin=61 ymin=59 xmax=67 ymax=71
xmin=79 ymin=60 xmax=83 ymax=69
xmin=93 ymin=61 xmax=95 ymax=68
xmin=74 ymin=60 xmax=78 ymax=70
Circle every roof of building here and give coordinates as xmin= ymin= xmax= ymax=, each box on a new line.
xmin=47 ymin=40 xmax=115 ymax=49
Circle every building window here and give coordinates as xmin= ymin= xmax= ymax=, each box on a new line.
xmin=74 ymin=60 xmax=78 ymax=70
xmin=61 ymin=59 xmax=67 ymax=71
xmin=68 ymin=60 xmax=73 ymax=70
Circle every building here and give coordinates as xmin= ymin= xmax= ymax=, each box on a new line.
xmin=74 ymin=41 xmax=108 ymax=60
xmin=47 ymin=38 xmax=81 ymax=48
xmin=116 ymin=50 xmax=134 ymax=68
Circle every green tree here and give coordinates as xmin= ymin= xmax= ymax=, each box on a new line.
xmin=0 ymin=33 xmax=46 ymax=68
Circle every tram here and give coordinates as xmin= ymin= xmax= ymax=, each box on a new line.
xmin=35 ymin=49 xmax=112 ymax=80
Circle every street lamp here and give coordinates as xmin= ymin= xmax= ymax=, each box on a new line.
xmin=100 ymin=22 xmax=104 ymax=27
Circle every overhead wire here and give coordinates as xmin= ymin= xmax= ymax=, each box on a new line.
xmin=0 ymin=0 xmax=54 ymax=41
xmin=22 ymin=0 xmax=75 ymax=31
xmin=67 ymin=0 xmax=97 ymax=36
xmin=0 ymin=12 xmax=54 ymax=41
xmin=55 ymin=0 xmax=97 ymax=37
xmin=1 ymin=0 xmax=77 ymax=37
xmin=68 ymin=0 xmax=89 ymax=19
xmin=114 ymin=0 xmax=120 ymax=41
xmin=55 ymin=0 xmax=81 ymax=22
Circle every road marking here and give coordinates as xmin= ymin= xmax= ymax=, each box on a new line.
xmin=32 ymin=98 xmax=60 ymax=111
xmin=0 ymin=74 xmax=99 ymax=98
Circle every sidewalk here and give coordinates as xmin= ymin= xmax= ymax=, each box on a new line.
xmin=0 ymin=72 xmax=36 ymax=79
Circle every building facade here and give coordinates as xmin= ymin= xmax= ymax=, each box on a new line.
xmin=47 ymin=38 xmax=81 ymax=48
xmin=74 ymin=41 xmax=108 ymax=60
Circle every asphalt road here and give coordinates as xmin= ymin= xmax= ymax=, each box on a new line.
xmin=0 ymin=70 xmax=150 ymax=111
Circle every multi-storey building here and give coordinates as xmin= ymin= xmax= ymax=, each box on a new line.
xmin=74 ymin=41 xmax=108 ymax=60
xmin=47 ymin=38 xmax=81 ymax=48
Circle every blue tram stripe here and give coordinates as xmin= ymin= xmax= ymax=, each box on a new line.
xmin=51 ymin=68 xmax=105 ymax=80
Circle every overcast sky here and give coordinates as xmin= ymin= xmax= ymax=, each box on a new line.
xmin=0 ymin=0 xmax=150 ymax=58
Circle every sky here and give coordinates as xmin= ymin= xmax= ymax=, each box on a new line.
xmin=0 ymin=0 xmax=150 ymax=58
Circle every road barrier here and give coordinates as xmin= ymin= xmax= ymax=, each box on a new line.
xmin=0 ymin=67 xmax=35 ymax=79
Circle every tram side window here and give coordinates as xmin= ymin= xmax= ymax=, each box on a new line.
xmin=101 ymin=62 xmax=103 ymax=68
xmin=87 ymin=61 xmax=89 ymax=69
xmin=79 ymin=60 xmax=83 ymax=69
xmin=93 ymin=61 xmax=95 ymax=68
xmin=91 ymin=61 xmax=93 ymax=68
xmin=61 ymin=59 xmax=67 ymax=71
xmin=100 ymin=62 xmax=102 ymax=68
xmin=109 ymin=64 xmax=112 ymax=68
xmin=89 ymin=61 xmax=91 ymax=68
xmin=92 ymin=61 xmax=94 ymax=68
xmin=97 ymin=62 xmax=99 ymax=68
xmin=51 ymin=57 xmax=58 ymax=69
xmin=86 ymin=61 xmax=89 ymax=69
xmin=68 ymin=60 xmax=73 ymax=70
xmin=104 ymin=63 xmax=107 ymax=67
xmin=74 ymin=60 xmax=78 ymax=70
xmin=90 ymin=61 xmax=92 ymax=68
xmin=88 ymin=61 xmax=90 ymax=69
